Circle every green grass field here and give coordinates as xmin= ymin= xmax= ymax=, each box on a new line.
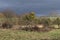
xmin=0 ymin=29 xmax=60 ymax=40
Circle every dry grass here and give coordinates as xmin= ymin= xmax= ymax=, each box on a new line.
xmin=0 ymin=29 xmax=59 ymax=40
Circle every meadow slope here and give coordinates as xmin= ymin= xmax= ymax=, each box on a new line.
xmin=0 ymin=29 xmax=60 ymax=40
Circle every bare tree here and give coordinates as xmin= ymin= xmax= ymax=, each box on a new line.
xmin=1 ymin=8 xmax=16 ymax=28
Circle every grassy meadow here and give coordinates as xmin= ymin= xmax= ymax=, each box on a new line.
xmin=0 ymin=29 xmax=59 ymax=40
xmin=0 ymin=9 xmax=60 ymax=40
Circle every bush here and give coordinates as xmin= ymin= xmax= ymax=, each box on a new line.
xmin=18 ymin=25 xmax=52 ymax=32
xmin=2 ymin=22 xmax=13 ymax=29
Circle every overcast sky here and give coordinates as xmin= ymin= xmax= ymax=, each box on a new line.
xmin=0 ymin=0 xmax=60 ymax=16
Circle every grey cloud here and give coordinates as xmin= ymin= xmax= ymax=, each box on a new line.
xmin=0 ymin=0 xmax=60 ymax=16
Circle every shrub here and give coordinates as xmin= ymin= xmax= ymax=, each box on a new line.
xmin=2 ymin=22 xmax=13 ymax=29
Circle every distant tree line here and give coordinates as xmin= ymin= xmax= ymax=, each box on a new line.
xmin=0 ymin=8 xmax=60 ymax=31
